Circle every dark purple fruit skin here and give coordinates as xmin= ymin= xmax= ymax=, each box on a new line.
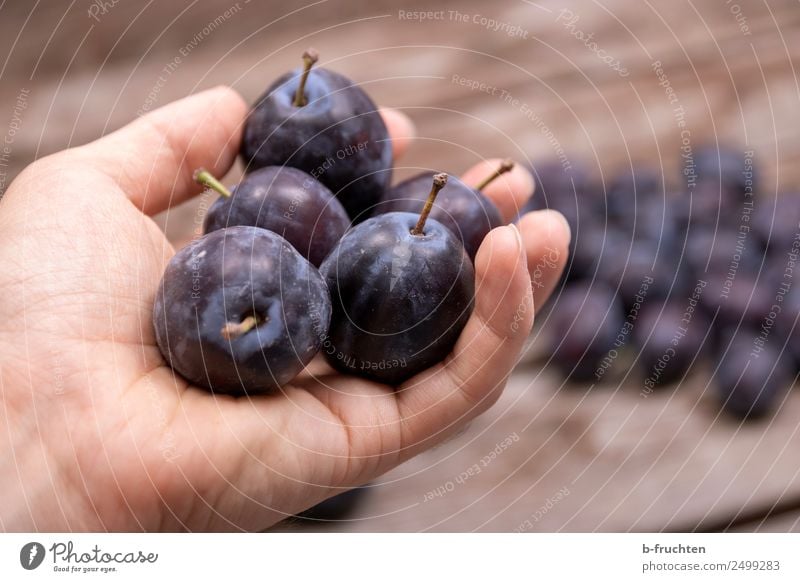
xmin=568 ymin=224 xmax=626 ymax=283
xmin=683 ymin=226 xmax=764 ymax=291
xmin=606 ymin=166 xmax=662 ymax=227
xmin=204 ymin=166 xmax=350 ymax=267
xmin=700 ymin=271 xmax=774 ymax=330
xmin=319 ymin=212 xmax=475 ymax=385
xmin=375 ymin=172 xmax=502 ymax=260
xmin=601 ymin=240 xmax=689 ymax=311
xmin=675 ymin=180 xmax=733 ymax=228
xmin=715 ymin=329 xmax=791 ymax=420
xmin=547 ymin=284 xmax=624 ymax=382
xmin=695 ymin=145 xmax=755 ymax=197
xmin=752 ymin=193 xmax=800 ymax=255
xmin=774 ymin=289 xmax=800 ymax=370
xmin=296 ymin=487 xmax=367 ymax=521
xmin=634 ymin=302 xmax=710 ymax=387
xmin=241 ymin=67 xmax=391 ymax=221
xmin=520 ymin=161 xmax=595 ymax=227
xmin=153 ymin=226 xmax=331 ymax=395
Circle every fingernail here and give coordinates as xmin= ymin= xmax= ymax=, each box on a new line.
xmin=508 ymin=223 xmax=525 ymax=258
xmin=546 ymin=209 xmax=571 ymax=242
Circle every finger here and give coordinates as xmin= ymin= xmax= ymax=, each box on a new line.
xmin=164 ymin=375 xmax=405 ymax=530
xmin=379 ymin=107 xmax=415 ymax=161
xmin=461 ymin=158 xmax=535 ymax=223
xmin=518 ymin=209 xmax=571 ymax=308
xmin=394 ymin=225 xmax=533 ymax=459
xmin=165 ymin=226 xmax=532 ymax=529
xmin=75 ymin=86 xmax=247 ymax=215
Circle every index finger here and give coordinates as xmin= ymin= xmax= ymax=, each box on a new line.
xmin=379 ymin=107 xmax=416 ymax=161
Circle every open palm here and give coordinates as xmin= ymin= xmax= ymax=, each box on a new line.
xmin=0 ymin=87 xmax=569 ymax=531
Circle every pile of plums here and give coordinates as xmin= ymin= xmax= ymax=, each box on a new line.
xmin=526 ymin=148 xmax=799 ymax=421
xmin=153 ymin=49 xmax=513 ymax=396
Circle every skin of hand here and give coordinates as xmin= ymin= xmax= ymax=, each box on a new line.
xmin=0 ymin=86 xmax=570 ymax=532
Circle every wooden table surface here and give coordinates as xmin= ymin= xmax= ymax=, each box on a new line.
xmin=2 ymin=0 xmax=800 ymax=531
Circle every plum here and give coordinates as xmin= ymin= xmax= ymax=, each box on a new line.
xmin=241 ymin=49 xmax=391 ymax=221
xmin=694 ymin=145 xmax=755 ymax=197
xmin=634 ymin=301 xmax=711 ymax=388
xmin=319 ymin=174 xmax=475 ymax=384
xmin=547 ymin=283 xmax=625 ymax=382
xmin=568 ymin=223 xmax=626 ymax=282
xmin=521 ymin=160 xmax=596 ymax=230
xmin=296 ymin=487 xmax=368 ymax=522
xmin=197 ymin=167 xmax=350 ymax=267
xmin=700 ymin=271 xmax=775 ymax=329
xmin=605 ymin=165 xmax=662 ymax=227
xmin=684 ymin=227 xmax=762 ymax=282
xmin=153 ymin=226 xmax=331 ymax=395
xmin=715 ymin=328 xmax=792 ymax=420
xmin=774 ymin=288 xmax=800 ymax=370
xmin=601 ymin=239 xmax=688 ymax=310
xmin=752 ymin=193 xmax=800 ymax=256
xmin=375 ymin=161 xmax=509 ymax=259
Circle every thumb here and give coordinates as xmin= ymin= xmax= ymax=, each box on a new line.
xmin=76 ymin=85 xmax=247 ymax=215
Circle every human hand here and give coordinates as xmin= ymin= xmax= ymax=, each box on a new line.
xmin=0 ymin=86 xmax=570 ymax=531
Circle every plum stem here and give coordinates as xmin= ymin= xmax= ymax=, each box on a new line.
xmin=194 ymin=168 xmax=233 ymax=198
xmin=411 ymin=173 xmax=448 ymax=236
xmin=221 ymin=315 xmax=260 ymax=340
xmin=476 ymin=159 xmax=515 ymax=191
xmin=293 ymin=48 xmax=319 ymax=107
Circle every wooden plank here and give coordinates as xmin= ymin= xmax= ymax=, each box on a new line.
xmin=728 ymin=510 xmax=800 ymax=533
xmin=274 ymin=366 xmax=800 ymax=532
